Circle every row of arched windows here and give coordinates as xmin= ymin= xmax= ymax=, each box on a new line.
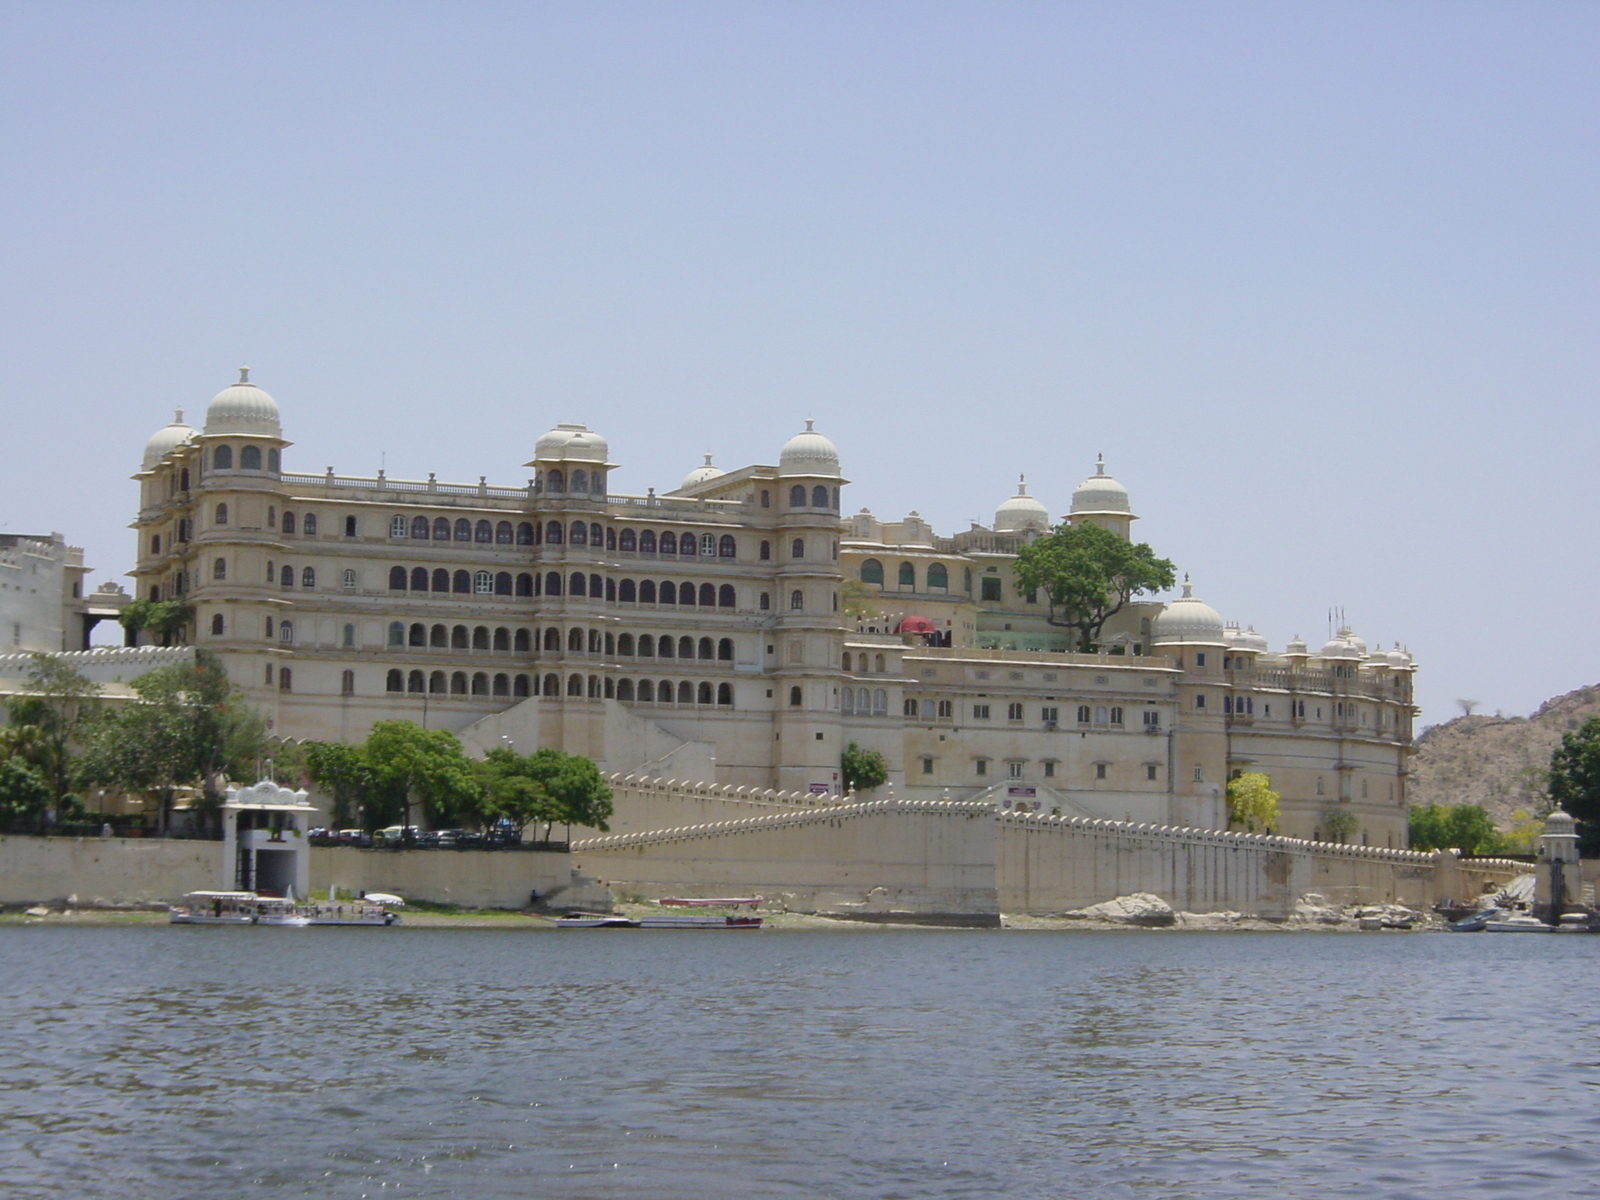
xmin=840 ymin=688 xmax=891 ymax=716
xmin=209 ymin=444 xmax=280 ymax=473
xmin=385 ymin=565 xmax=743 ymax=609
xmin=788 ymin=484 xmax=839 ymax=511
xmin=387 ymin=623 xmax=535 ymax=651
xmin=382 ymin=621 xmax=737 ymax=662
xmin=841 ymin=651 xmax=892 ymax=673
xmin=859 ymin=559 xmax=958 ymax=591
xmin=385 ymin=516 xmax=742 ymax=559
xmin=382 ymin=669 xmax=734 ymax=707
xmin=532 ymin=468 xmax=606 ymax=495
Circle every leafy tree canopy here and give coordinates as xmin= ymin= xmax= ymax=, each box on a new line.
xmin=841 ymin=742 xmax=888 ymax=793
xmin=10 ymin=653 xmax=102 ymax=804
xmin=117 ymin=599 xmax=193 ymax=645
xmin=1225 ymin=772 xmax=1280 ymax=833
xmin=1320 ymin=808 xmax=1359 ymax=845
xmin=1011 ymin=523 xmax=1176 ymax=652
xmin=1407 ymin=803 xmax=1505 ymax=855
xmin=1548 ymin=714 xmax=1600 ymax=856
xmin=0 ymin=759 xmax=51 ymax=823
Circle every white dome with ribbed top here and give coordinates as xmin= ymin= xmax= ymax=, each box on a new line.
xmin=142 ymin=409 xmax=195 ymax=469
xmin=778 ymin=420 xmax=840 ymax=477
xmin=1151 ymin=577 xmax=1227 ymax=644
xmin=203 ymin=367 xmax=280 ymax=436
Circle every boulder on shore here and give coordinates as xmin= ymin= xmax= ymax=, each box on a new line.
xmin=1070 ymin=893 xmax=1176 ymax=927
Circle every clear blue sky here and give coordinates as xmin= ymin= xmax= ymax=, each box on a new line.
xmin=3 ymin=1 xmax=1595 ymax=727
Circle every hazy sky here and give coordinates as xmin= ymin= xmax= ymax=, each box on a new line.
xmin=3 ymin=2 xmax=1595 ymax=728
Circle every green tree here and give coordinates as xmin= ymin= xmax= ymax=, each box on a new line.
xmin=117 ymin=599 xmax=193 ymax=647
xmin=76 ymin=652 xmax=265 ymax=832
xmin=1225 ymin=772 xmax=1280 ymax=833
xmin=360 ymin=721 xmax=481 ymax=832
xmin=1548 ymin=715 xmax=1600 ymax=856
xmin=0 ymin=759 xmax=51 ymax=825
xmin=1011 ymin=523 xmax=1176 ymax=652
xmin=8 ymin=653 xmax=102 ymax=807
xmin=1406 ymin=803 xmax=1504 ymax=854
xmin=841 ymin=742 xmax=888 ymax=793
xmin=303 ymin=741 xmax=379 ymax=829
xmin=1321 ymin=808 xmax=1358 ymax=845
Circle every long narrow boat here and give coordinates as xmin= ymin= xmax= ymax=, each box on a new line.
xmin=658 ymin=896 xmax=763 ymax=909
xmin=639 ymin=914 xmax=763 ymax=929
xmin=168 ymin=891 xmax=402 ymax=927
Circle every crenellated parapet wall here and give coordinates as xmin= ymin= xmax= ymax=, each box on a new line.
xmin=600 ymin=771 xmax=857 ymax=836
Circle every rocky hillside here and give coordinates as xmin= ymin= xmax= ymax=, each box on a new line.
xmin=1408 ymin=685 xmax=1600 ymax=826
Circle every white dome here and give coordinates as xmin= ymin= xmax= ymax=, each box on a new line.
xmin=531 ymin=423 xmax=610 ymax=463
xmin=994 ymin=476 xmax=1051 ymax=533
xmin=1319 ymin=636 xmax=1362 ymax=660
xmin=778 ymin=420 xmax=840 ymax=477
xmin=1285 ymin=635 xmax=1309 ymax=656
xmin=1226 ymin=624 xmax=1269 ymax=652
xmin=682 ymin=453 xmax=725 ymax=489
xmin=1151 ymin=578 xmax=1227 ymax=644
xmin=1385 ymin=645 xmax=1413 ymax=669
xmin=203 ymin=367 xmax=280 ymax=436
xmin=1070 ymin=454 xmax=1131 ymax=515
xmin=142 ymin=409 xmax=195 ymax=469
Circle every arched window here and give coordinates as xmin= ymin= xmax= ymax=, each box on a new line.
xmin=639 ymin=634 xmax=655 ymax=657
xmin=860 ymin=559 xmax=884 ymax=585
xmin=605 ymin=526 xmax=616 ymax=550
xmin=342 ymin=624 xmax=355 ymax=647
xmin=544 ymin=520 xmax=563 ymax=545
xmin=680 ymin=582 xmax=696 ymax=605
xmin=279 ymin=620 xmax=294 ymax=645
xmin=898 ymin=562 xmax=916 ymax=588
xmin=210 ymin=613 xmax=224 ymax=635
xmin=617 ymin=678 xmax=635 ymax=702
xmin=513 ymin=674 xmax=530 ymax=698
xmin=699 ymin=583 xmax=716 ymax=607
xmin=759 ymin=592 xmax=771 ymax=611
xmin=843 ymin=688 xmax=855 ymax=714
xmin=927 ymin=563 xmax=948 ymax=590
xmin=494 ymin=572 xmax=512 ymax=596
xmin=590 ymin=523 xmax=602 ymax=547
xmin=240 ymin=445 xmax=261 ymax=470
xmin=812 ymin=485 xmax=828 ymax=508
xmin=388 ymin=621 xmax=404 ymax=646
xmin=791 ymin=538 xmax=805 ymax=559
xmin=589 ymin=629 xmax=603 ymax=654
xmin=493 ymin=673 xmax=509 ymax=696
xmin=547 ymin=469 xmax=565 ymax=493
xmin=411 ymin=567 xmax=428 ymax=591
xmin=303 ymin=513 xmax=318 ymax=536
xmin=697 ymin=681 xmax=713 ymax=705
xmin=214 ymin=503 xmax=228 ymax=525
xmin=282 ymin=512 xmax=296 ymax=534
xmin=675 ymin=636 xmax=692 ymax=658
xmin=619 ymin=529 xmax=637 ymax=552
xmin=1110 ymin=706 xmax=1124 ymax=725
xmin=408 ymin=670 xmax=425 ymax=693
xmin=411 ymin=516 xmax=429 ymax=539
xmin=278 ymin=667 xmax=291 ymax=691
xmin=605 ymin=577 xmax=616 ymax=602
xmin=433 ymin=517 xmax=451 ymax=541
xmin=540 ymin=627 xmax=557 ymax=651
xmin=514 ymin=628 xmax=531 ymax=652
xmin=432 ymin=568 xmax=449 ymax=592
xmin=267 ymin=449 xmax=280 ymax=472
xmin=639 ymin=530 xmax=656 ymax=554
xmin=281 ymin=566 xmax=294 ymax=588
xmin=516 ymin=573 xmax=533 ymax=596
xmin=301 ymin=567 xmax=315 ymax=589
xmin=639 ymin=580 xmax=655 ymax=603
xmin=342 ymin=568 xmax=357 ymax=591
xmin=471 ymin=673 xmax=489 ymax=696
xmin=1077 ymin=705 xmax=1092 ymax=724
xmin=698 ymin=637 xmax=714 ymax=660
xmin=453 ymin=519 xmax=472 ymax=542
xmin=449 ymin=672 xmax=467 ymax=695
xmin=387 ymin=669 xmax=404 ymax=693
xmin=543 ymin=672 xmax=560 ymax=696
xmin=568 ymin=572 xmax=585 ymax=597
xmin=516 ymin=522 xmax=535 ymax=545
xmin=638 ymin=679 xmax=654 ymax=702
xmin=873 ymin=689 xmax=887 ymax=716
xmin=341 ymin=669 xmax=354 ymax=695
xmin=474 ymin=571 xmax=492 ymax=594
xmin=567 ymin=673 xmax=583 ymax=697
xmin=496 ymin=521 xmax=513 ymax=544
xmin=566 ymin=628 xmax=583 ymax=652
xmin=571 ymin=469 xmax=588 ymax=493
xmin=660 ymin=532 xmax=677 ymax=555
xmin=590 ymin=573 xmax=602 ymax=598
xmin=473 ymin=626 xmax=489 ymax=650
xmin=759 ymin=540 xmax=771 ymax=561
xmin=454 ymin=570 xmax=471 ymax=594
xmin=790 ymin=590 xmax=804 ymax=611
xmin=429 ymin=671 xmax=446 ymax=694
xmin=718 ymin=535 xmax=736 ymax=558
xmin=213 ymin=557 xmax=227 ymax=580
xmin=718 ymin=584 xmax=735 ymax=608
xmin=616 ymin=578 xmax=634 ymax=603
xmin=789 ymin=485 xmax=806 ymax=508
xmin=905 ymin=698 xmax=920 ymax=717
xmin=659 ymin=581 xmax=676 ymax=605
xmin=213 ymin=445 xmax=233 ymax=470
xmin=570 ymin=521 xmax=588 ymax=546
xmin=470 ymin=520 xmax=489 ymax=543
xmin=657 ymin=636 xmax=673 ymax=658
xmin=717 ymin=682 xmax=733 ymax=706
xmin=678 ymin=681 xmax=695 ymax=704
xmin=789 ymin=685 xmax=803 ymax=707
xmin=409 ymin=623 xmax=427 ymax=646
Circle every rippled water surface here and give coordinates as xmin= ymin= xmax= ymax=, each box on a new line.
xmin=3 ymin=925 xmax=1599 ymax=1199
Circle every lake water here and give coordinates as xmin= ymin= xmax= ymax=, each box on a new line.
xmin=3 ymin=925 xmax=1598 ymax=1200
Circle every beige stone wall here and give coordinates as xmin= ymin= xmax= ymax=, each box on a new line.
xmin=0 ymin=835 xmax=219 ymax=904
xmin=309 ymin=847 xmax=579 ymax=909
xmin=575 ymin=798 xmax=998 ymax=920
xmin=602 ymin=773 xmax=857 ymax=835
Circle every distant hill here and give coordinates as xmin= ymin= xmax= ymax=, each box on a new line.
xmin=1408 ymin=685 xmax=1600 ymax=826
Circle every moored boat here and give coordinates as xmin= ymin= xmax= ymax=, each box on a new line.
xmin=639 ymin=914 xmax=763 ymax=929
xmin=552 ymin=914 xmax=640 ymax=928
xmin=169 ymin=891 xmax=259 ymax=924
xmin=658 ymin=896 xmax=762 ymax=909
xmin=1483 ymin=914 xmax=1552 ymax=933
xmin=168 ymin=890 xmax=402 ymax=926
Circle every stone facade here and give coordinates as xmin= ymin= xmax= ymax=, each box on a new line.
xmin=130 ymin=370 xmax=1418 ymax=848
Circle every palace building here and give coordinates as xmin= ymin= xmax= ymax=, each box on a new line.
xmin=131 ymin=370 xmax=1418 ymax=846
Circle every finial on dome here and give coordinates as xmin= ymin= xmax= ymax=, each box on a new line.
xmin=703 ymin=453 xmax=714 ymax=466
xmin=173 ymin=408 xmax=184 ymax=423
xmin=1181 ymin=573 xmax=1193 ymax=599
xmin=804 ymin=418 xmax=815 ymax=432
xmin=1095 ymin=453 xmax=1105 ymax=477
xmin=237 ymin=366 xmax=251 ymax=384
xmin=1017 ymin=474 xmax=1028 ymax=494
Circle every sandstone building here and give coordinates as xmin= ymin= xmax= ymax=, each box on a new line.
xmin=130 ymin=370 xmax=1417 ymax=846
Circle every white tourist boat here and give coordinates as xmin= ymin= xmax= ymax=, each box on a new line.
xmin=1482 ymin=913 xmax=1552 ymax=933
xmin=168 ymin=890 xmax=402 ymax=926
xmin=168 ymin=891 xmax=260 ymax=925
